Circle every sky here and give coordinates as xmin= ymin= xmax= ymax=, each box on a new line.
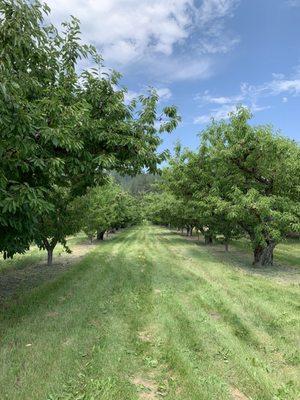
xmin=47 ymin=0 xmax=300 ymax=151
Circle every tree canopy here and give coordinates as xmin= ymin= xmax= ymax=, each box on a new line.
xmin=0 ymin=0 xmax=180 ymax=259
xmin=144 ymin=108 xmax=300 ymax=266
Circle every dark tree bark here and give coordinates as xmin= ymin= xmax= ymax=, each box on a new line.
xmin=43 ymin=238 xmax=57 ymax=266
xmin=225 ymin=242 xmax=229 ymax=252
xmin=47 ymin=247 xmax=53 ymax=266
xmin=204 ymin=234 xmax=213 ymax=245
xmin=253 ymin=241 xmax=276 ymax=266
xmin=97 ymin=230 xmax=105 ymax=240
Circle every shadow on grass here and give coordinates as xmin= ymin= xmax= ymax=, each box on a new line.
xmin=0 ymin=227 xmax=151 ymax=336
xmin=0 ymin=230 xmax=125 ymax=307
xmin=158 ymin=229 xmax=300 ymax=283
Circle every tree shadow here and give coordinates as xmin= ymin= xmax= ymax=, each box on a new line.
xmin=161 ymin=229 xmax=300 ymax=284
xmin=0 ymin=230 xmax=125 ymax=306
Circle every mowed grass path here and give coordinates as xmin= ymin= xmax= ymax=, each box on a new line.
xmin=0 ymin=225 xmax=299 ymax=399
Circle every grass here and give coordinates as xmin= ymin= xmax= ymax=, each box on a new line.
xmin=232 ymin=237 xmax=300 ymax=268
xmin=0 ymin=233 xmax=87 ymax=274
xmin=0 ymin=225 xmax=299 ymax=399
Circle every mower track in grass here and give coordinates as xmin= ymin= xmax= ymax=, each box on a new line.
xmin=0 ymin=225 xmax=299 ymax=399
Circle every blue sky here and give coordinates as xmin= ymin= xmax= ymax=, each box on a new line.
xmin=48 ymin=0 xmax=300 ymax=151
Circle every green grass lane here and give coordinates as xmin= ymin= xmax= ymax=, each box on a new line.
xmin=0 ymin=225 xmax=299 ymax=399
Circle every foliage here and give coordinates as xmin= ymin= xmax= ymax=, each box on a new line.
xmin=34 ymin=188 xmax=83 ymax=264
xmin=75 ymin=181 xmax=141 ymax=242
xmin=143 ymin=191 xmax=182 ymax=226
xmin=201 ymin=108 xmax=300 ymax=264
xmin=0 ymin=0 xmax=180 ymax=259
xmin=113 ymin=172 xmax=161 ymax=195
xmin=147 ymin=107 xmax=300 ymax=265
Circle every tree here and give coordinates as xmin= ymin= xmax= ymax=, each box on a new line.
xmin=0 ymin=0 xmax=180 ymax=259
xmin=148 ymin=107 xmax=299 ymax=265
xmin=201 ymin=107 xmax=300 ymax=265
xmin=143 ymin=192 xmax=182 ymax=227
xmin=76 ymin=182 xmax=140 ymax=246
xmin=160 ymin=145 xmax=217 ymax=242
xmin=34 ymin=189 xmax=82 ymax=265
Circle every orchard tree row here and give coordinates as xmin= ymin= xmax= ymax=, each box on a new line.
xmin=0 ymin=1 xmax=180 ymax=264
xmin=144 ymin=108 xmax=300 ymax=266
xmin=38 ymin=179 xmax=141 ymax=265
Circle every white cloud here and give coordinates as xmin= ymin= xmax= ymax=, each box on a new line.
xmin=198 ymin=0 xmax=238 ymax=23
xmin=48 ymin=0 xmax=194 ymax=64
xmin=196 ymin=90 xmax=243 ymax=105
xmin=124 ymin=90 xmax=139 ymax=104
xmin=267 ymin=79 xmax=300 ymax=95
xmin=196 ymin=0 xmax=240 ymax=54
xmin=124 ymin=87 xmax=172 ymax=104
xmin=47 ymin=0 xmax=239 ymax=80
xmin=241 ymin=76 xmax=300 ymax=98
xmin=156 ymin=88 xmax=172 ymax=100
xmin=194 ymin=104 xmax=238 ymax=124
xmin=286 ymin=0 xmax=300 ymax=7
xmin=194 ymin=67 xmax=300 ymax=124
xmin=193 ymin=103 xmax=268 ymax=124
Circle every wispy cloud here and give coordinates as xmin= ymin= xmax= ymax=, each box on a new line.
xmin=194 ymin=103 xmax=267 ymax=124
xmin=156 ymin=88 xmax=172 ymax=100
xmin=196 ymin=0 xmax=240 ymax=54
xmin=124 ymin=87 xmax=172 ymax=104
xmin=286 ymin=0 xmax=300 ymax=7
xmin=194 ymin=68 xmax=300 ymax=124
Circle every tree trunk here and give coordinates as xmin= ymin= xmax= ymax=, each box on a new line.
xmin=204 ymin=234 xmax=213 ymax=245
xmin=97 ymin=230 xmax=105 ymax=240
xmin=225 ymin=242 xmax=229 ymax=252
xmin=253 ymin=242 xmax=276 ymax=266
xmin=43 ymin=238 xmax=57 ymax=266
xmin=47 ymin=247 xmax=53 ymax=266
xmin=189 ymin=227 xmax=193 ymax=237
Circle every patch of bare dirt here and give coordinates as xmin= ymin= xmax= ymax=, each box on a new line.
xmin=46 ymin=311 xmax=60 ymax=318
xmin=230 ymin=386 xmax=249 ymax=400
xmin=138 ymin=331 xmax=153 ymax=343
xmin=0 ymin=240 xmax=98 ymax=304
xmin=209 ymin=311 xmax=221 ymax=320
xmin=131 ymin=376 xmax=158 ymax=399
xmin=89 ymin=319 xmax=101 ymax=328
xmin=62 ymin=338 xmax=74 ymax=347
